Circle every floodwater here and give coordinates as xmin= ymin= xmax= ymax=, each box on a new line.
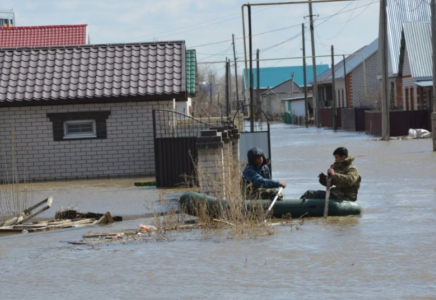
xmin=1 ymin=124 xmax=436 ymax=299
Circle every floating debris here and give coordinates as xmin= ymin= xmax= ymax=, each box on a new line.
xmin=0 ymin=197 xmax=121 ymax=234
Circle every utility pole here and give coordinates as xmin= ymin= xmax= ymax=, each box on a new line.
xmin=229 ymin=58 xmax=232 ymax=112
xmin=331 ymin=45 xmax=337 ymax=130
xmin=343 ymin=55 xmax=348 ymax=107
xmin=379 ymin=0 xmax=390 ymax=140
xmin=432 ymin=0 xmax=436 ymax=151
xmin=302 ymin=23 xmax=309 ymax=128
xmin=209 ymin=82 xmax=212 ymax=105
xmin=256 ymin=49 xmax=261 ymax=113
xmin=226 ymin=58 xmax=230 ymax=117
xmin=248 ymin=5 xmax=254 ymax=132
xmin=309 ymin=0 xmax=319 ymax=127
xmin=232 ymin=34 xmax=240 ymax=110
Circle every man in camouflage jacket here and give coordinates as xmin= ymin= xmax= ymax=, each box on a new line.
xmin=301 ymin=147 xmax=361 ymax=201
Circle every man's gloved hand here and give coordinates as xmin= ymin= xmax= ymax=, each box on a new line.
xmin=318 ymin=172 xmax=327 ymax=181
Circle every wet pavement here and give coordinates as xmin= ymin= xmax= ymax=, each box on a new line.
xmin=1 ymin=123 xmax=436 ymax=299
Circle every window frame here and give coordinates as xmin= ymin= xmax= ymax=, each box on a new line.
xmin=63 ymin=119 xmax=97 ymax=139
xmin=47 ymin=111 xmax=111 ymax=142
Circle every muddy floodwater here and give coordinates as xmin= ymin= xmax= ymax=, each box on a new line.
xmin=1 ymin=124 xmax=436 ymax=299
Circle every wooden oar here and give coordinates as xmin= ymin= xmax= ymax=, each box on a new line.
xmin=323 ymin=175 xmax=332 ymax=218
xmin=263 ymin=187 xmax=284 ymax=222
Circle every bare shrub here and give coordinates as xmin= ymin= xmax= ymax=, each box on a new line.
xmin=0 ymin=129 xmax=35 ymax=222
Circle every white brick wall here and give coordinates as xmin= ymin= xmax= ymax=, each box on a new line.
xmin=0 ymin=100 xmax=172 ymax=182
xmin=351 ymin=52 xmax=379 ymax=108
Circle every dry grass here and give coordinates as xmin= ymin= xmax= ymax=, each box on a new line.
xmin=0 ymin=130 xmax=35 ymax=223
xmin=147 ymin=151 xmax=297 ymax=239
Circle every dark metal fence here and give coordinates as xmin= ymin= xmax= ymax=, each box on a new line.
xmin=340 ymin=108 xmax=356 ymax=131
xmin=319 ymin=108 xmax=342 ymax=128
xmin=355 ymin=108 xmax=368 ymax=131
xmin=153 ymin=110 xmax=222 ymax=188
xmin=365 ymin=110 xmax=432 ymax=137
xmin=340 ymin=107 xmax=369 ymax=131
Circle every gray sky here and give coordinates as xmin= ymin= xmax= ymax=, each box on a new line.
xmin=3 ymin=0 xmax=380 ymax=75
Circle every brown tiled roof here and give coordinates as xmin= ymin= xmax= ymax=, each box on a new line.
xmin=0 ymin=41 xmax=187 ymax=105
xmin=0 ymin=25 xmax=87 ymax=48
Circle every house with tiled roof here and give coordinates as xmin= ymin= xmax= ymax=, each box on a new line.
xmin=0 ymin=24 xmax=87 ymax=47
xmin=0 ymin=41 xmax=195 ymax=181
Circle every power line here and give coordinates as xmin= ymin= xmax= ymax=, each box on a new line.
xmin=259 ymin=32 xmax=302 ymax=52
xmin=198 ymin=43 xmax=233 ymax=62
xmin=268 ymin=40 xmax=304 ymax=67
xmin=321 ymin=0 xmax=377 ymax=41
xmin=192 ymin=1 xmax=378 ymax=48
xmin=120 ymin=6 xmax=275 ymax=43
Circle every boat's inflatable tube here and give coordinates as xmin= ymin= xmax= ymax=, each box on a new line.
xmin=179 ymin=192 xmax=362 ymax=218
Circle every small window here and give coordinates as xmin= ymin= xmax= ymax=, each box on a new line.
xmin=64 ymin=120 xmax=96 ymax=139
xmin=47 ymin=111 xmax=110 ymax=141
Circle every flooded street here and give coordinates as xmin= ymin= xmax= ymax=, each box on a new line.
xmin=1 ymin=123 xmax=436 ymax=299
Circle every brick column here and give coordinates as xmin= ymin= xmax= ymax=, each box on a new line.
xmin=196 ymin=130 xmax=226 ymax=199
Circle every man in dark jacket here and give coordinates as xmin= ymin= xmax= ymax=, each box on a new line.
xmin=242 ymin=147 xmax=286 ymax=199
xmin=300 ymin=147 xmax=361 ymax=201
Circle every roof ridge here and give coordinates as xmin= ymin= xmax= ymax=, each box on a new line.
xmin=0 ymin=40 xmax=186 ymax=52
xmin=0 ymin=24 xmax=88 ymax=30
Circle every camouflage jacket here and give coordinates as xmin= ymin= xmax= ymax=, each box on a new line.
xmin=319 ymin=156 xmax=361 ymax=201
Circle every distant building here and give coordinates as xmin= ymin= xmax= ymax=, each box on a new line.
xmin=0 ymin=9 xmax=15 ymax=27
xmin=260 ymin=77 xmax=308 ymax=116
xmin=386 ymin=0 xmax=430 ymax=106
xmin=316 ymin=38 xmax=379 ymax=109
xmin=398 ymin=22 xmax=433 ymax=111
xmin=0 ymin=24 xmax=88 ymax=48
xmin=242 ymin=64 xmax=329 ymax=110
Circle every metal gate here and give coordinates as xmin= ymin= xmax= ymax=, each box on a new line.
xmin=232 ymin=105 xmax=272 ymax=175
xmin=152 ymin=110 xmax=221 ymax=188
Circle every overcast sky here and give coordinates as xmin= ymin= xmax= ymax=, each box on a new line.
xmin=3 ymin=0 xmax=381 ymax=75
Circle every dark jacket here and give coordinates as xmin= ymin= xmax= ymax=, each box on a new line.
xmin=319 ymin=156 xmax=361 ymax=201
xmin=242 ymin=147 xmax=280 ymax=189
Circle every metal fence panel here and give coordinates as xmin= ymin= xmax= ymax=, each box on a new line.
xmin=154 ymin=137 xmax=198 ymax=188
xmin=365 ymin=110 xmax=432 ymax=137
xmin=153 ymin=110 xmax=221 ymax=188
xmin=239 ymin=131 xmax=270 ymax=165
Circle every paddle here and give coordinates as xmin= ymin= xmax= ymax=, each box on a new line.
xmin=263 ymin=187 xmax=284 ymax=223
xmin=323 ymin=175 xmax=332 ymax=218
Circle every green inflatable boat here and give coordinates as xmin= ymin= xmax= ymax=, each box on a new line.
xmin=179 ymin=192 xmax=362 ymax=218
